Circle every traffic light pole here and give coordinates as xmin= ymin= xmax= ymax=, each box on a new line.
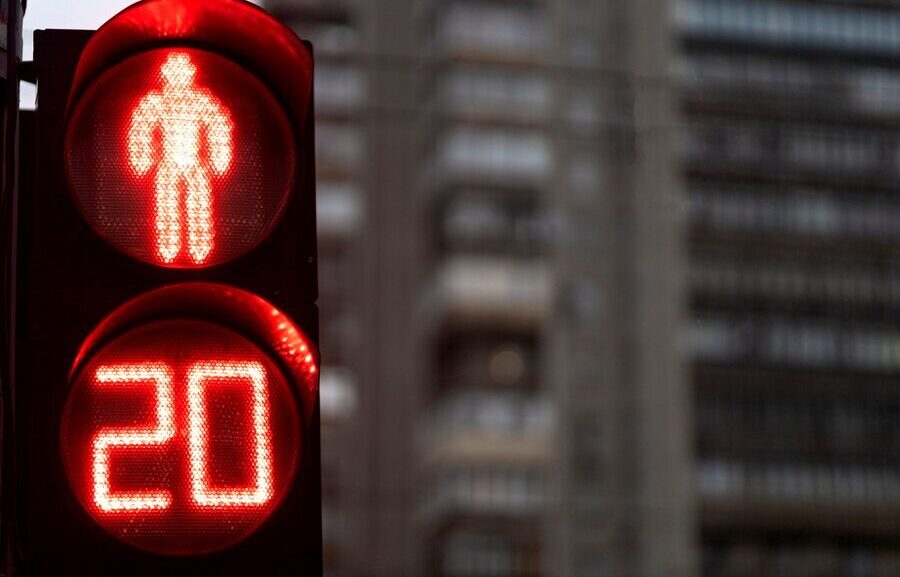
xmin=2 ymin=1 xmax=23 ymax=574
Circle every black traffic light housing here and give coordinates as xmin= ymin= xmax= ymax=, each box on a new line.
xmin=4 ymin=1 xmax=321 ymax=574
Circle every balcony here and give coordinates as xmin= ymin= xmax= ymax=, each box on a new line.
xmin=702 ymin=542 xmax=900 ymax=577
xmin=687 ymin=185 xmax=900 ymax=256
xmin=698 ymin=459 xmax=900 ymax=538
xmin=424 ymin=127 xmax=553 ymax=196
xmin=437 ymin=66 xmax=550 ymax=126
xmin=438 ymin=193 xmax=549 ymax=257
xmin=423 ymin=429 xmax=549 ymax=467
xmin=427 ymin=257 xmax=553 ymax=329
xmin=419 ymin=403 xmax=548 ymax=523
xmin=696 ymin=392 xmax=900 ymax=462
xmin=676 ymin=0 xmax=900 ymax=58
xmin=679 ymin=52 xmax=900 ymax=125
xmin=682 ymin=119 xmax=899 ymax=188
xmin=429 ymin=391 xmax=552 ymax=442
xmin=422 ymin=390 xmax=550 ymax=466
xmin=689 ymin=252 xmax=900 ymax=320
xmin=435 ymin=331 xmax=540 ymax=394
xmin=434 ymin=527 xmax=541 ymax=577
xmin=436 ymin=1 xmax=547 ymax=66
xmin=688 ymin=314 xmax=900 ymax=374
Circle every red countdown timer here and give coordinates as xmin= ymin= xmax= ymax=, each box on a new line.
xmin=65 ymin=47 xmax=296 ymax=268
xmin=60 ymin=319 xmax=303 ymax=555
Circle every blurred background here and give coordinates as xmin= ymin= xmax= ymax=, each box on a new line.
xmin=24 ymin=0 xmax=900 ymax=576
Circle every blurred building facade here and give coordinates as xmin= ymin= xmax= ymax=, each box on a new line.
xmin=260 ymin=0 xmax=900 ymax=575
xmin=266 ymin=0 xmax=693 ymax=576
xmin=677 ymin=0 xmax=900 ymax=575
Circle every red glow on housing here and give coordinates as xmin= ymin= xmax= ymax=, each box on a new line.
xmin=61 ymin=320 xmax=301 ymax=555
xmin=65 ymin=47 xmax=295 ymax=268
xmin=70 ymin=283 xmax=320 ymax=424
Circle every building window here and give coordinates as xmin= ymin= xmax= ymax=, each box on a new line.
xmin=691 ymin=255 xmax=900 ymax=307
xmin=440 ymin=194 xmax=548 ymax=255
xmin=440 ymin=67 xmax=550 ymax=119
xmin=431 ymin=465 xmax=547 ymax=517
xmin=315 ymin=65 xmax=365 ymax=111
xmin=317 ymin=122 xmax=363 ymax=173
xmin=689 ymin=185 xmax=900 ymax=242
xmin=437 ymin=331 xmax=539 ymax=392
xmin=439 ymin=1 xmax=546 ymax=60
xmin=433 ymin=391 xmax=552 ymax=438
xmin=690 ymin=314 xmax=900 ymax=372
xmin=677 ymin=0 xmax=900 ymax=54
xmin=697 ymin=459 xmax=900 ymax=504
xmin=438 ymin=127 xmax=553 ymax=179
xmin=442 ymin=532 xmax=514 ymax=577
xmin=318 ymin=182 xmax=363 ymax=239
xmin=320 ymin=367 xmax=358 ymax=421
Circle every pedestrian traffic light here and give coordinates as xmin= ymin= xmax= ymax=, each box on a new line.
xmin=5 ymin=1 xmax=320 ymax=575
xmin=66 ymin=47 xmax=296 ymax=268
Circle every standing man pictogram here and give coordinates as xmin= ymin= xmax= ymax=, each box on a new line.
xmin=128 ymin=52 xmax=234 ymax=265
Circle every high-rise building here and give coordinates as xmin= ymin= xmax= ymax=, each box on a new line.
xmin=676 ymin=0 xmax=900 ymax=575
xmin=266 ymin=1 xmax=694 ymax=577
xmin=263 ymin=0 xmax=900 ymax=575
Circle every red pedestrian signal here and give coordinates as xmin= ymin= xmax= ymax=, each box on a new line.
xmin=66 ymin=47 xmax=296 ymax=267
xmin=6 ymin=1 xmax=320 ymax=575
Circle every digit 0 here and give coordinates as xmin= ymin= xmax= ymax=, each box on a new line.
xmin=187 ymin=361 xmax=274 ymax=507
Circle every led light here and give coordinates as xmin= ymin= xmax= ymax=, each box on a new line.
xmin=187 ymin=361 xmax=273 ymax=507
xmin=92 ymin=363 xmax=175 ymax=513
xmin=60 ymin=320 xmax=302 ymax=555
xmin=128 ymin=52 xmax=232 ymax=264
xmin=66 ymin=47 xmax=295 ymax=268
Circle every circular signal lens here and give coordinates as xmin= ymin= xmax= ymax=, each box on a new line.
xmin=65 ymin=47 xmax=296 ymax=268
xmin=61 ymin=319 xmax=301 ymax=555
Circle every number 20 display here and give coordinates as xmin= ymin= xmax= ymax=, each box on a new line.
xmin=60 ymin=317 xmax=307 ymax=555
xmin=91 ymin=360 xmax=273 ymax=513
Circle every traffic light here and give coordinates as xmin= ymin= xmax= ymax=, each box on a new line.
xmin=5 ymin=0 xmax=320 ymax=575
